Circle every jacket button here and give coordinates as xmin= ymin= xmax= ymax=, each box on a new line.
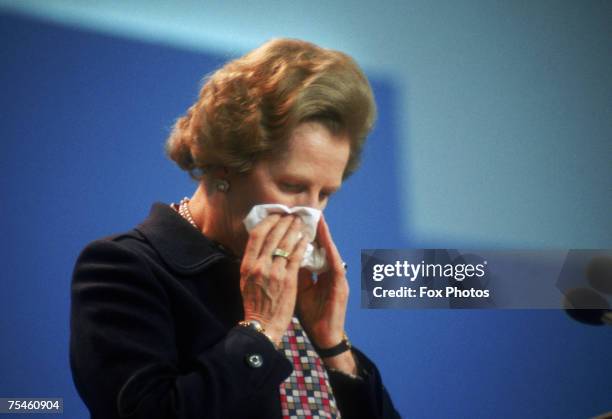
xmin=245 ymin=353 xmax=263 ymax=368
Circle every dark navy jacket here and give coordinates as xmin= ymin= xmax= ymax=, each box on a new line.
xmin=70 ymin=203 xmax=399 ymax=418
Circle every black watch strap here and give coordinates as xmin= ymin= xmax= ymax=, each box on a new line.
xmin=312 ymin=332 xmax=351 ymax=358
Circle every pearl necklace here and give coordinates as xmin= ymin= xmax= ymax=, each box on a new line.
xmin=172 ymin=197 xmax=237 ymax=260
xmin=177 ymin=197 xmax=198 ymax=229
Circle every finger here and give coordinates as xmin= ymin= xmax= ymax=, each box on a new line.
xmin=317 ymin=215 xmax=345 ymax=274
xmin=258 ymin=214 xmax=296 ymax=260
xmin=285 ymin=236 xmax=309 ymax=278
xmin=272 ymin=216 xmax=304 ymax=268
xmin=297 ymin=268 xmax=314 ymax=293
xmin=242 ymin=213 xmax=282 ymax=269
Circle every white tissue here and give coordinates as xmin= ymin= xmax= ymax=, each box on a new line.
xmin=243 ymin=204 xmax=328 ymax=273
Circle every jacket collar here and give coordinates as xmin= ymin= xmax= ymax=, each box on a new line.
xmin=135 ymin=202 xmax=236 ymax=274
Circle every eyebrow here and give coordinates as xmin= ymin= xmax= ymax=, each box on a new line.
xmin=282 ymin=175 xmax=341 ymax=194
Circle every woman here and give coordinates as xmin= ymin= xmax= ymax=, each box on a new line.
xmin=71 ymin=38 xmax=399 ymax=419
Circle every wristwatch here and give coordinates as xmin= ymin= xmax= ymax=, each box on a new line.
xmin=312 ymin=332 xmax=352 ymax=358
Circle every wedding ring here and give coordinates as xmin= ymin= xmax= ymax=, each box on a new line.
xmin=272 ymin=248 xmax=291 ymax=259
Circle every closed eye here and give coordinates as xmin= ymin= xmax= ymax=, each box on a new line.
xmin=280 ymin=183 xmax=305 ymax=193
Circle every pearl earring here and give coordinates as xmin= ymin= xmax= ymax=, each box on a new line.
xmin=215 ymin=179 xmax=230 ymax=192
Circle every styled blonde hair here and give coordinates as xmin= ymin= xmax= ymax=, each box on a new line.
xmin=166 ymin=38 xmax=376 ymax=180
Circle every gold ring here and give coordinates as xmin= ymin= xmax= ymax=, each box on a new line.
xmin=272 ymin=248 xmax=290 ymax=259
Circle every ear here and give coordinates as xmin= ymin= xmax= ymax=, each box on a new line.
xmin=201 ymin=166 xmax=230 ymax=196
xmin=208 ymin=165 xmax=230 ymax=180
xmin=208 ymin=166 xmax=232 ymax=193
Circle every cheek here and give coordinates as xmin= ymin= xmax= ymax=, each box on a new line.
xmin=254 ymin=184 xmax=293 ymax=206
xmin=235 ymin=183 xmax=284 ymax=211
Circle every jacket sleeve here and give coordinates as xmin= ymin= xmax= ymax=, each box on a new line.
xmin=328 ymin=347 xmax=401 ymax=419
xmin=70 ymin=239 xmax=292 ymax=419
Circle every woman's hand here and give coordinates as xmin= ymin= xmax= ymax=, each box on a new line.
xmin=296 ymin=215 xmax=350 ymax=350
xmin=296 ymin=215 xmax=357 ymax=374
xmin=240 ymin=214 xmax=309 ymax=346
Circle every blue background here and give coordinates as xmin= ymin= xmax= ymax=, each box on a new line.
xmin=1 ymin=4 xmax=611 ymax=419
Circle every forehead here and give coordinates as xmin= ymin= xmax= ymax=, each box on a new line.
xmin=270 ymin=122 xmax=350 ymax=182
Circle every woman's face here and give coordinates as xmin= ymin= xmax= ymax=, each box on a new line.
xmin=222 ymin=121 xmax=350 ymax=253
